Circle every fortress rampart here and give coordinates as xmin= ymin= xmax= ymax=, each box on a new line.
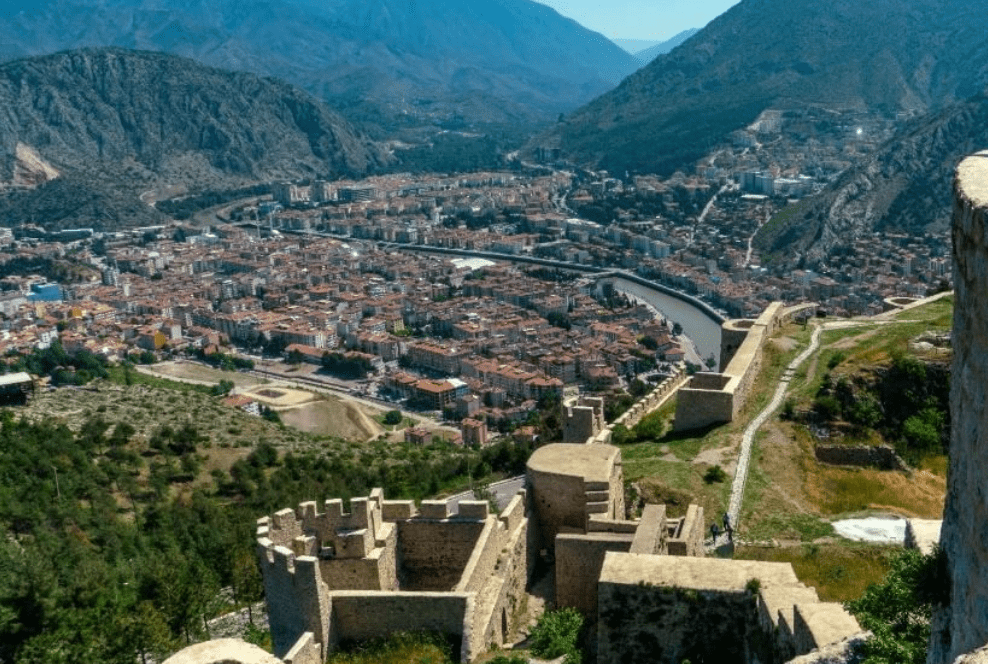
xmin=929 ymin=150 xmax=988 ymax=663
xmin=526 ymin=443 xmax=625 ymax=554
xmin=597 ymin=553 xmax=863 ymax=664
xmin=166 ymin=442 xmax=869 ymax=664
xmin=674 ymin=301 xmax=814 ymax=431
xmin=562 ymin=396 xmax=606 ymax=444
xmin=256 ymin=488 xmax=530 ymax=663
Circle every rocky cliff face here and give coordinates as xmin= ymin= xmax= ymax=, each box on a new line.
xmin=753 ymin=89 xmax=988 ymax=269
xmin=929 ymin=151 xmax=988 ymax=663
xmin=0 ymin=48 xmax=388 ymax=186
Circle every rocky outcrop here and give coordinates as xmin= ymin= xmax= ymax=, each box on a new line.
xmin=784 ymin=631 xmax=870 ymax=664
xmin=0 ymin=48 xmax=388 ymax=188
xmin=953 ymin=645 xmax=988 ymax=664
xmin=814 ymin=445 xmax=908 ymax=471
xmin=543 ymin=0 xmax=988 ymax=176
xmin=0 ymin=47 xmax=392 ymax=231
xmin=755 ymin=91 xmax=988 ymax=269
xmin=928 ymin=150 xmax=988 ymax=663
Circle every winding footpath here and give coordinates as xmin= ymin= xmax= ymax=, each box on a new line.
xmin=726 ymin=323 xmax=823 ymax=530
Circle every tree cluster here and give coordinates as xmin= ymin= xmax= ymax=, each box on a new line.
xmin=809 ymin=354 xmax=949 ymax=464
xmin=847 ymin=548 xmax=949 ymax=664
xmin=4 ymin=341 xmax=109 ymax=386
xmin=320 ymin=352 xmax=373 ymax=380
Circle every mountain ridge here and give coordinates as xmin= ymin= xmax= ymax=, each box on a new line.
xmin=542 ymin=0 xmax=988 ymax=176
xmin=0 ymin=47 xmax=389 ymax=230
xmin=632 ymin=28 xmax=700 ymax=67
xmin=0 ymin=0 xmax=640 ymax=127
xmin=753 ymin=88 xmax=988 ymax=269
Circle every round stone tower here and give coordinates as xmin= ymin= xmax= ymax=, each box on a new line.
xmin=930 ymin=150 xmax=988 ymax=663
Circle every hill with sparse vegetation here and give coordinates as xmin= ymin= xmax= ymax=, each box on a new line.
xmin=543 ymin=0 xmax=988 ymax=176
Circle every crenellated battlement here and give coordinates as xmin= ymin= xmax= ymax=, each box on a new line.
xmin=255 ymin=487 xmax=532 ymax=663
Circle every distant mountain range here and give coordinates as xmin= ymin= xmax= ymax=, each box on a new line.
xmin=0 ymin=0 xmax=639 ymax=128
xmin=632 ymin=29 xmax=700 ymax=67
xmin=0 ymin=48 xmax=389 ymax=230
xmin=543 ymin=0 xmax=988 ymax=176
xmin=754 ymin=88 xmax=988 ymax=269
xmin=611 ymin=38 xmax=664 ymax=55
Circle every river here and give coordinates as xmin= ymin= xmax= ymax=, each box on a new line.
xmin=609 ymin=276 xmax=724 ymax=366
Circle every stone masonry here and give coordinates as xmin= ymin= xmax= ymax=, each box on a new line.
xmin=562 ymin=396 xmax=605 ymax=443
xmin=161 ymin=440 xmax=868 ymax=664
xmin=256 ymin=488 xmax=530 ymax=662
xmin=674 ymin=302 xmax=810 ymax=431
xmin=929 ymin=150 xmax=988 ymax=663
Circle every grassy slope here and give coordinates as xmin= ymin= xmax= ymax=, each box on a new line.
xmin=618 ymin=296 xmax=953 ymax=600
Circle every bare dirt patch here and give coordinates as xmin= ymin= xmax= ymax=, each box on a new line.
xmin=280 ymin=399 xmax=384 ymax=442
xmin=241 ymin=386 xmax=316 ymax=408
xmin=692 ymin=445 xmax=737 ymax=476
xmin=771 ymin=336 xmax=799 ymax=353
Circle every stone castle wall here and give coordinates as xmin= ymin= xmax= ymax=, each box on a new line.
xmin=562 ymin=396 xmax=605 ymax=444
xmin=674 ymin=303 xmax=782 ymax=431
xmin=929 ymin=150 xmax=988 ymax=663
xmin=397 ymin=519 xmax=487 ymax=591
xmin=257 ymin=488 xmax=532 ymax=663
xmin=666 ymin=504 xmax=705 ymax=557
xmin=597 ymin=553 xmax=862 ymax=664
xmin=675 ymin=301 xmax=813 ymax=431
xmin=556 ymin=533 xmax=635 ymax=615
xmin=328 ymin=592 xmax=474 ymax=660
xmin=471 ymin=494 xmax=531 ymax=652
xmin=526 ymin=444 xmax=624 ymax=554
xmin=610 ymin=364 xmax=688 ymax=431
xmin=814 ymin=444 xmax=908 ymax=471
xmin=455 ymin=515 xmax=500 ymax=593
xmin=252 ymin=441 xmax=874 ymax=664
xmin=254 ymin=544 xmax=331 ymax=658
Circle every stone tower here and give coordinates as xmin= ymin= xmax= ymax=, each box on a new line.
xmin=929 ymin=150 xmax=988 ymax=663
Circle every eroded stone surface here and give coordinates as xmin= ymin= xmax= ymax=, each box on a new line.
xmin=930 ymin=150 xmax=988 ymax=663
xmin=784 ymin=631 xmax=870 ymax=664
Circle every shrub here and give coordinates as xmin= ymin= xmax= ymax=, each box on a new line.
xmin=846 ymin=548 xmax=948 ymax=664
xmin=703 ymin=465 xmax=728 ymax=484
xmin=846 ymin=394 xmax=882 ymax=428
xmin=827 ymin=351 xmax=846 ymax=369
xmin=383 ymin=410 xmax=403 ymax=426
xmin=488 ymin=656 xmax=527 ymax=664
xmin=530 ymin=608 xmax=584 ymax=664
xmin=813 ymin=394 xmax=842 ymax=421
xmin=901 ymin=408 xmax=945 ymax=456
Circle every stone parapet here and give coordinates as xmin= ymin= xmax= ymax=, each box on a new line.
xmin=792 ymin=603 xmax=862 ymax=657
xmin=596 ymin=553 xmax=865 ymax=664
xmin=667 ymin=504 xmax=705 ymax=557
xmin=629 ymin=504 xmax=667 ymax=555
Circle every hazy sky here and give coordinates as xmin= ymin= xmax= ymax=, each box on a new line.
xmin=534 ymin=0 xmax=741 ymax=41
